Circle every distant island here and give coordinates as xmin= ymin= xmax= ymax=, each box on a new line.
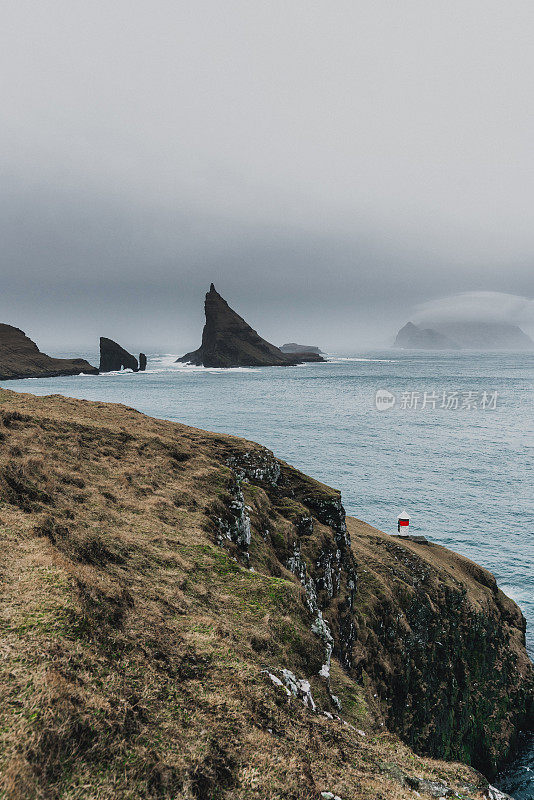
xmin=394 ymin=320 xmax=533 ymax=350
xmin=0 ymin=323 xmax=98 ymax=380
xmin=177 ymin=284 xmax=326 ymax=367
xmin=280 ymin=342 xmax=324 ymax=355
xmin=394 ymin=322 xmax=460 ymax=350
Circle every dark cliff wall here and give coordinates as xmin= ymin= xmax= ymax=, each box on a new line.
xmin=213 ymin=445 xmax=533 ymax=777
xmin=343 ymin=523 xmax=533 ymax=776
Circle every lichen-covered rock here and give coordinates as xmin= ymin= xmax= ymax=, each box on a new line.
xmin=213 ymin=477 xmax=251 ymax=550
xmin=226 ymin=448 xmax=281 ymax=486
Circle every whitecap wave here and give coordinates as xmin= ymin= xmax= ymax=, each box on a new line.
xmin=141 ymin=356 xmax=261 ymax=374
xmin=327 ymin=357 xmax=397 ymax=363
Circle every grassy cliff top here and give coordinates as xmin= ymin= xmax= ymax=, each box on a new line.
xmin=0 ymin=388 xmax=531 ymax=800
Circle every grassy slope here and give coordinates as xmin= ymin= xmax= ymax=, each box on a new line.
xmin=0 ymin=389 xmax=531 ymax=800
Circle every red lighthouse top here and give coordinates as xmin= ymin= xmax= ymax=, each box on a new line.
xmin=398 ymin=510 xmax=410 ymax=528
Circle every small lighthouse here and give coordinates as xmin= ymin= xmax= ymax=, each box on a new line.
xmin=397 ymin=510 xmax=410 ymax=533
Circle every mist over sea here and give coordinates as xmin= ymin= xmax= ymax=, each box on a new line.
xmin=3 ymin=349 xmax=532 ymax=797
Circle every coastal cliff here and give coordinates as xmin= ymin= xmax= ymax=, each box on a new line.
xmin=178 ymin=284 xmax=325 ymax=367
xmin=0 ymin=324 xmax=98 ymax=380
xmin=0 ymin=389 xmax=531 ymax=800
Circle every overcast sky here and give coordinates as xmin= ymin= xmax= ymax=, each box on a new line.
xmin=1 ymin=1 xmax=534 ymax=352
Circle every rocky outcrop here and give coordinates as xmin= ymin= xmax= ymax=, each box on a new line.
xmin=138 ymin=353 xmax=147 ymax=371
xmin=0 ymin=324 xmax=98 ymax=380
xmin=394 ymin=322 xmax=460 ymax=350
xmin=99 ymin=337 xmax=139 ymax=372
xmin=178 ymin=284 xmax=325 ymax=367
xmin=280 ymin=342 xmax=324 ymax=355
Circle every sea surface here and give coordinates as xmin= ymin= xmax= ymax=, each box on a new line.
xmin=2 ymin=349 xmax=533 ymax=797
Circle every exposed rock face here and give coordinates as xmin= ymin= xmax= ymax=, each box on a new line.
xmin=99 ymin=337 xmax=139 ymax=372
xmin=0 ymin=324 xmax=98 ymax=380
xmin=280 ymin=342 xmax=324 ymax=355
xmin=221 ymin=446 xmax=533 ymax=777
xmin=178 ymin=284 xmax=325 ymax=367
xmin=138 ymin=353 xmax=147 ymax=371
xmin=394 ymin=322 xmax=460 ymax=350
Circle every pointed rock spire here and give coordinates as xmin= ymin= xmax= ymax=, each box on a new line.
xmin=177 ymin=286 xmax=325 ymax=368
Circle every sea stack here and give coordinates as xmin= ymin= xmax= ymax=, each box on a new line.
xmin=0 ymin=324 xmax=98 ymax=380
xmin=177 ymin=284 xmax=325 ymax=367
xmin=99 ymin=337 xmax=139 ymax=372
xmin=139 ymin=353 xmax=147 ymax=371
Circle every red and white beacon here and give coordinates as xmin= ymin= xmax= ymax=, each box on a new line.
xmin=397 ymin=511 xmax=410 ymax=533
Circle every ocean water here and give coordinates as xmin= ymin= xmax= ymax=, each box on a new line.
xmin=2 ymin=350 xmax=533 ymax=797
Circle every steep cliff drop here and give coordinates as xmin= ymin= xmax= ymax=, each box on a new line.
xmin=177 ymin=284 xmax=325 ymax=367
xmin=0 ymin=389 xmax=531 ymax=799
xmin=0 ymin=324 xmax=98 ymax=380
xmin=99 ymin=337 xmax=139 ymax=372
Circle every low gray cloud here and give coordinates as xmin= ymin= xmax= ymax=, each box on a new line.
xmin=1 ymin=2 xmax=533 ymax=353
xmin=413 ymin=292 xmax=534 ymax=330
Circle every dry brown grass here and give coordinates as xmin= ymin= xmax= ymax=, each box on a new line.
xmin=0 ymin=389 xmax=529 ymax=799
